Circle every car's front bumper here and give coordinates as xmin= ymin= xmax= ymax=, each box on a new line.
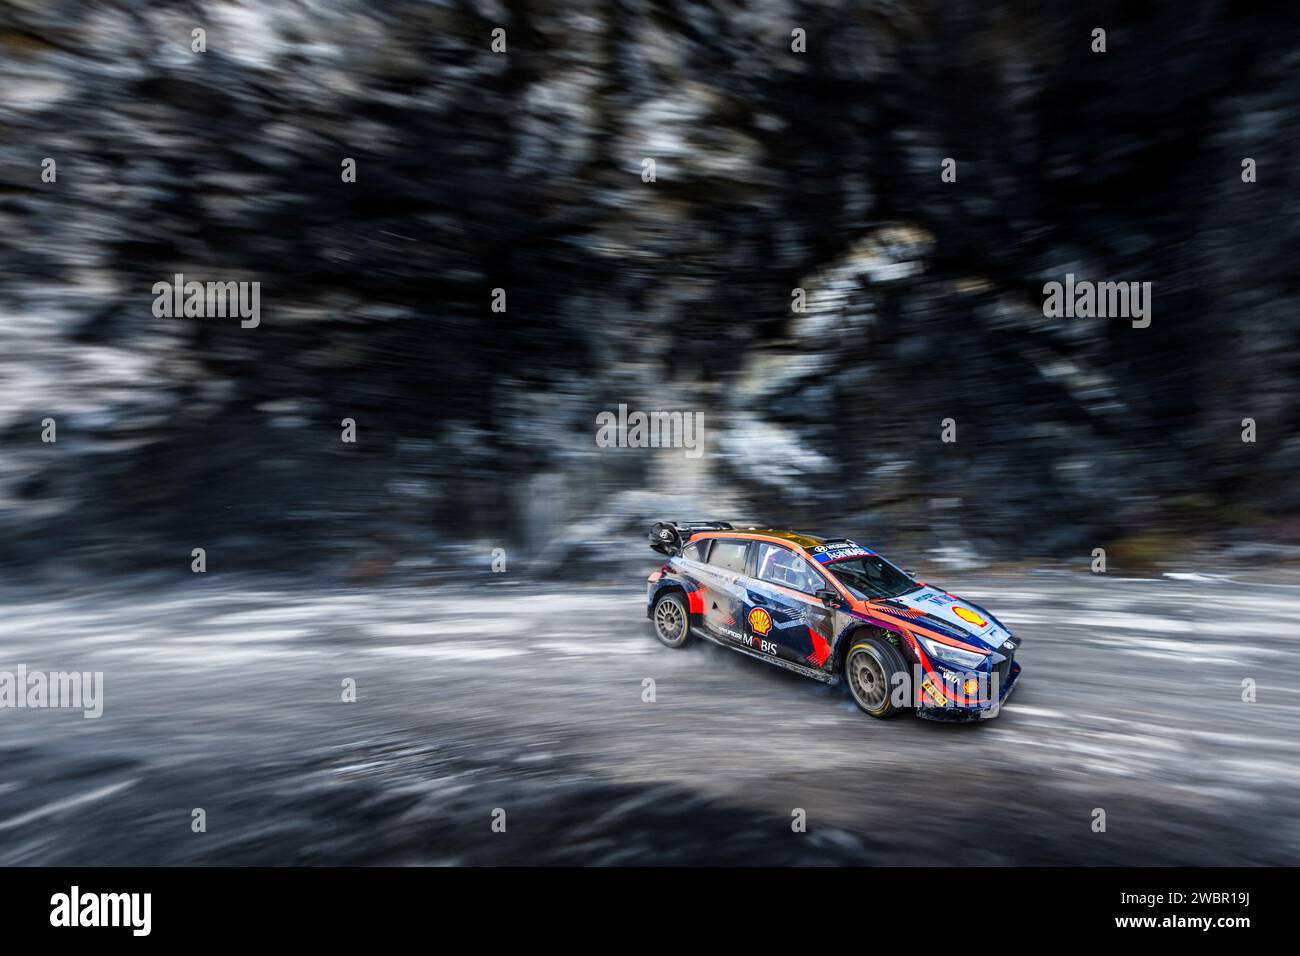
xmin=916 ymin=660 xmax=1022 ymax=722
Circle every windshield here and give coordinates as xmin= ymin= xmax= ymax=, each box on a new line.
xmin=823 ymin=554 xmax=920 ymax=600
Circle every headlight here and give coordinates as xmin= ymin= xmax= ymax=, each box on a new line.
xmin=917 ymin=634 xmax=986 ymax=669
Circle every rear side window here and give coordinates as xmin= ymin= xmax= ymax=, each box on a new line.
xmin=706 ymin=539 xmax=749 ymax=573
xmin=682 ymin=540 xmax=710 ymax=562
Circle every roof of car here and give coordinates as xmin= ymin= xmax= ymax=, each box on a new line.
xmin=694 ymin=528 xmax=829 ymax=550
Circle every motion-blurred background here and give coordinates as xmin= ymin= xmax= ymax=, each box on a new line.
xmin=3 ymin=0 xmax=1299 ymax=578
xmin=1 ymin=1 xmax=1299 ymax=867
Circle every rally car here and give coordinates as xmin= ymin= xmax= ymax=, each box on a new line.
xmin=646 ymin=522 xmax=1021 ymax=720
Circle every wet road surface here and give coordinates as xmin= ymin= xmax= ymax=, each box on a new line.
xmin=2 ymin=568 xmax=1298 ymax=864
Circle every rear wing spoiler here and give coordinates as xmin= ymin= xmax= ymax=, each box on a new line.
xmin=649 ymin=521 xmax=734 ymax=556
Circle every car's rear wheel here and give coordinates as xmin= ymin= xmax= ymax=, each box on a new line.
xmin=845 ymin=636 xmax=910 ymax=718
xmin=652 ymin=592 xmax=691 ymax=648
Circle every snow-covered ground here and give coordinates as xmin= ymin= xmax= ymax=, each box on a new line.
xmin=1 ymin=569 xmax=1297 ymax=864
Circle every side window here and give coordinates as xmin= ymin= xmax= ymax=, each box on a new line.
xmin=706 ymin=539 xmax=749 ymax=574
xmin=682 ymin=540 xmax=709 ymax=562
xmin=755 ymin=543 xmax=822 ymax=594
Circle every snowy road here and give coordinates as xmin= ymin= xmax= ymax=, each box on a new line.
xmin=1 ymin=568 xmax=1298 ymax=864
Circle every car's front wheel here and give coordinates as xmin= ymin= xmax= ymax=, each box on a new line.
xmin=845 ymin=636 xmax=910 ymax=718
xmin=651 ymin=592 xmax=691 ymax=648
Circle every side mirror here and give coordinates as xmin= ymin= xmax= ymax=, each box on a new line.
xmin=903 ymin=569 xmax=916 ymax=576
xmin=816 ymin=588 xmax=844 ymax=608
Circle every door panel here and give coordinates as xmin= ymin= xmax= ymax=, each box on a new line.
xmin=747 ymin=543 xmax=837 ymax=668
xmin=744 ymin=582 xmax=834 ymax=667
xmin=741 ymin=584 xmax=790 ymax=661
xmin=695 ymin=539 xmax=750 ymax=646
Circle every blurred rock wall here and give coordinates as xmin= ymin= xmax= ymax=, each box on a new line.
xmin=1 ymin=0 xmax=1298 ymax=574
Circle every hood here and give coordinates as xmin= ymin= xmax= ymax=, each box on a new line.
xmin=889 ymin=586 xmax=1014 ymax=653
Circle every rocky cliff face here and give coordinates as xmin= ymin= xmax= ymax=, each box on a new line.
xmin=1 ymin=1 xmax=1298 ymax=575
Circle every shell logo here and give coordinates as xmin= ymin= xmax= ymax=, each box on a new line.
xmin=953 ymin=606 xmax=988 ymax=629
xmin=748 ymin=607 xmax=774 ymax=636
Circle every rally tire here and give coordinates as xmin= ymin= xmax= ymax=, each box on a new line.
xmin=652 ymin=592 xmax=691 ymax=648
xmin=845 ymin=636 xmax=910 ymax=718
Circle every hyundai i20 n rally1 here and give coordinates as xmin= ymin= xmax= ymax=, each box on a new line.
xmin=646 ymin=522 xmax=1021 ymax=721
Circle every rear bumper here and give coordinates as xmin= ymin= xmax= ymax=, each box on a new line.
xmin=646 ymin=573 xmax=663 ymax=618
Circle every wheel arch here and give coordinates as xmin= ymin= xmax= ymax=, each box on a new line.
xmin=652 ymin=581 xmax=702 ymax=622
xmin=833 ymin=622 xmax=912 ymax=675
